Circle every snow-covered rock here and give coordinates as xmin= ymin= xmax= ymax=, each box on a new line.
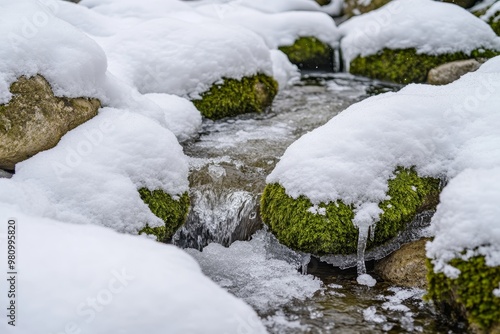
xmin=339 ymin=0 xmax=500 ymax=82
xmin=0 ymin=108 xmax=189 ymax=237
xmin=0 ymin=206 xmax=267 ymax=334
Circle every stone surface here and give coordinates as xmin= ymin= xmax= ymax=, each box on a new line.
xmin=375 ymin=238 xmax=429 ymax=288
xmin=442 ymin=0 xmax=479 ymax=9
xmin=427 ymin=59 xmax=482 ymax=85
xmin=0 ymin=75 xmax=100 ymax=170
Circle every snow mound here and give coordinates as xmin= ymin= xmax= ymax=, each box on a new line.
xmin=357 ymin=274 xmax=377 ymax=287
xmin=99 ymin=18 xmax=273 ymax=98
xmin=186 ymin=230 xmax=322 ymax=313
xmin=268 ymin=56 xmax=500 ymax=276
xmin=0 ymin=108 xmax=189 ymax=235
xmin=195 ymin=4 xmax=341 ymax=49
xmin=0 ymin=0 xmax=108 ymax=104
xmin=0 ymin=207 xmax=266 ymax=334
xmin=339 ymin=0 xmax=500 ymax=67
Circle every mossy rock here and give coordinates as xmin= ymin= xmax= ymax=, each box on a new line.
xmin=486 ymin=11 xmax=500 ymax=36
xmin=260 ymin=167 xmax=441 ymax=255
xmin=0 ymin=75 xmax=100 ymax=169
xmin=279 ymin=36 xmax=334 ymax=71
xmin=349 ymin=48 xmax=500 ymax=84
xmin=192 ymin=74 xmax=278 ymax=120
xmin=344 ymin=0 xmax=391 ymax=17
xmin=315 ymin=0 xmax=331 ymax=5
xmin=442 ymin=0 xmax=479 ymax=9
xmin=139 ymin=189 xmax=190 ymax=242
xmin=426 ymin=256 xmax=500 ymax=333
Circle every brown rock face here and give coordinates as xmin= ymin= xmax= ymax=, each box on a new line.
xmin=0 ymin=75 xmax=100 ymax=170
xmin=375 ymin=238 xmax=430 ymax=288
xmin=427 ymin=59 xmax=482 ymax=86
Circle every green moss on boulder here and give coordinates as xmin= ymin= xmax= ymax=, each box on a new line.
xmin=260 ymin=167 xmax=440 ymax=255
xmin=344 ymin=0 xmax=391 ymax=17
xmin=279 ymin=36 xmax=334 ymax=70
xmin=0 ymin=75 xmax=100 ymax=169
xmin=426 ymin=256 xmax=500 ymax=333
xmin=315 ymin=0 xmax=331 ymax=6
xmin=349 ymin=48 xmax=500 ymax=84
xmin=139 ymin=189 xmax=190 ymax=242
xmin=192 ymin=74 xmax=278 ymax=120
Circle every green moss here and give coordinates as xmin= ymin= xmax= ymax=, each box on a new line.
xmin=138 ymin=189 xmax=190 ymax=242
xmin=426 ymin=256 xmax=500 ymax=332
xmin=192 ymin=74 xmax=278 ymax=120
xmin=350 ymin=48 xmax=500 ymax=84
xmin=487 ymin=12 xmax=500 ymax=36
xmin=260 ymin=167 xmax=440 ymax=255
xmin=279 ymin=37 xmax=333 ymax=70
xmin=315 ymin=0 xmax=331 ymax=5
xmin=344 ymin=0 xmax=391 ymax=17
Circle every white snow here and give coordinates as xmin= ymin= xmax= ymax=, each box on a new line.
xmin=357 ymin=273 xmax=377 ymax=287
xmin=0 ymin=206 xmax=267 ymax=334
xmin=481 ymin=1 xmax=500 ymax=23
xmin=270 ymin=50 xmax=300 ymax=90
xmin=339 ymin=0 xmax=500 ymax=68
xmin=186 ymin=230 xmax=323 ymax=313
xmin=494 ymin=284 xmax=500 ymax=298
xmin=268 ymin=56 xmax=500 ymax=278
xmin=0 ymin=0 xmax=108 ymax=104
xmin=0 ymin=108 xmax=189 ymax=236
xmin=363 ymin=306 xmax=387 ymax=323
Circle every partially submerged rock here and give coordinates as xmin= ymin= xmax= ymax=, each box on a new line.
xmin=0 ymin=75 xmax=100 ymax=170
xmin=427 ymin=59 xmax=482 ymax=85
xmin=260 ymin=167 xmax=440 ymax=255
xmin=375 ymin=238 xmax=429 ymax=288
xmin=426 ymin=256 xmax=500 ymax=333
xmin=349 ymin=48 xmax=498 ymax=84
xmin=192 ymin=74 xmax=278 ymax=120
xmin=279 ymin=36 xmax=334 ymax=70
xmin=139 ymin=189 xmax=190 ymax=242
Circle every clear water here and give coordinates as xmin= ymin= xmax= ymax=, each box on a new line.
xmin=178 ymin=74 xmax=463 ymax=333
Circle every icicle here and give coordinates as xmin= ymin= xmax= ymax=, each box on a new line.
xmin=301 ymin=254 xmax=311 ymax=275
xmin=356 ymin=225 xmax=370 ymax=275
xmin=369 ymin=223 xmax=376 ymax=242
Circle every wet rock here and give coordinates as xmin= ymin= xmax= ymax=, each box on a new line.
xmin=0 ymin=75 xmax=100 ymax=170
xmin=427 ymin=59 xmax=482 ymax=85
xmin=279 ymin=36 xmax=334 ymax=71
xmin=315 ymin=0 xmax=332 ymax=6
xmin=375 ymin=238 xmax=429 ymax=288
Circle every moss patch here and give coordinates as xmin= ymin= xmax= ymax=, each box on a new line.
xmin=139 ymin=189 xmax=190 ymax=242
xmin=260 ymin=167 xmax=440 ymax=255
xmin=344 ymin=0 xmax=391 ymax=17
xmin=349 ymin=48 xmax=500 ymax=84
xmin=279 ymin=36 xmax=334 ymax=70
xmin=426 ymin=256 xmax=500 ymax=332
xmin=315 ymin=0 xmax=331 ymax=5
xmin=487 ymin=12 xmax=500 ymax=36
xmin=192 ymin=74 xmax=278 ymax=120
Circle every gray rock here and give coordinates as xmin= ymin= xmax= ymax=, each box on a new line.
xmin=375 ymin=238 xmax=430 ymax=288
xmin=0 ymin=75 xmax=100 ymax=170
xmin=427 ymin=59 xmax=481 ymax=85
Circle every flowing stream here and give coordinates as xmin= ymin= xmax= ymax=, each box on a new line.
xmin=178 ymin=73 xmax=462 ymax=333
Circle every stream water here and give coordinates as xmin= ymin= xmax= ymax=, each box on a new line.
xmin=178 ymin=74 xmax=461 ymax=333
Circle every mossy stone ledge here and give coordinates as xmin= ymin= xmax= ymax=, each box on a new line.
xmin=349 ymin=48 xmax=500 ymax=84
xmin=426 ymin=256 xmax=500 ymax=333
xmin=260 ymin=167 xmax=441 ymax=255
xmin=139 ymin=189 xmax=190 ymax=242
xmin=279 ymin=36 xmax=334 ymax=71
xmin=192 ymin=74 xmax=278 ymax=120
xmin=0 ymin=75 xmax=100 ymax=170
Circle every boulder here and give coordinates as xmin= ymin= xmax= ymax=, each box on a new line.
xmin=427 ymin=59 xmax=482 ymax=85
xmin=350 ymin=48 xmax=498 ymax=84
xmin=0 ymin=75 xmax=100 ymax=170
xmin=375 ymin=238 xmax=429 ymax=288
xmin=427 ymin=256 xmax=500 ymax=333
xmin=442 ymin=0 xmax=479 ymax=9
xmin=192 ymin=74 xmax=278 ymax=120
xmin=278 ymin=36 xmax=334 ymax=71
xmin=139 ymin=189 xmax=190 ymax=242
xmin=260 ymin=167 xmax=441 ymax=255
